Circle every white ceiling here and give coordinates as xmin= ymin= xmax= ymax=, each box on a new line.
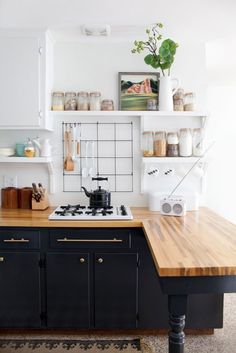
xmin=0 ymin=0 xmax=236 ymax=42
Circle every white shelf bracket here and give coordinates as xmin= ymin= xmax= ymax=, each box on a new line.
xmin=47 ymin=161 xmax=55 ymax=194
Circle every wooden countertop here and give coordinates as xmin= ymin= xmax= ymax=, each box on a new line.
xmin=0 ymin=207 xmax=236 ymax=278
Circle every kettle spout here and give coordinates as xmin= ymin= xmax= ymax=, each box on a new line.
xmin=81 ymin=186 xmax=91 ymax=198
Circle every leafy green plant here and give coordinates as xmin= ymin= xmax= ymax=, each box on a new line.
xmin=131 ymin=23 xmax=178 ymax=76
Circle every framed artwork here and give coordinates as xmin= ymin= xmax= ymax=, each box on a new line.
xmin=118 ymin=72 xmax=159 ymax=111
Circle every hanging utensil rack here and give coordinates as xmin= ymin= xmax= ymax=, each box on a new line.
xmin=62 ymin=122 xmax=134 ymax=192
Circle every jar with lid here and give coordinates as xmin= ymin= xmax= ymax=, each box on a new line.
xmin=24 ymin=139 xmax=35 ymax=157
xmin=52 ymin=92 xmax=64 ymax=111
xmin=101 ymin=99 xmax=114 ymax=111
xmin=167 ymin=132 xmax=179 ymax=157
xmin=184 ymin=92 xmax=195 ymax=111
xmin=77 ymin=91 xmax=89 ymax=111
xmin=90 ymin=92 xmax=101 ymax=110
xmin=65 ymin=92 xmax=77 ymax=110
xmin=154 ymin=131 xmax=166 ymax=156
xmin=142 ymin=131 xmax=154 ymax=157
xmin=147 ymin=98 xmax=157 ymax=111
xmin=179 ymin=128 xmax=192 ymax=157
xmin=192 ymin=128 xmax=204 ymax=156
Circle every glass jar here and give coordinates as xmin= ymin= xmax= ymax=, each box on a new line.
xmin=174 ymin=98 xmax=184 ymax=111
xmin=154 ymin=131 xmax=166 ymax=156
xmin=173 ymin=88 xmax=184 ymax=100
xmin=179 ymin=128 xmax=192 ymax=157
xmin=90 ymin=91 xmax=101 ymax=110
xmin=142 ymin=131 xmax=154 ymax=157
xmin=52 ymin=92 xmax=64 ymax=111
xmin=167 ymin=132 xmax=179 ymax=157
xmin=24 ymin=139 xmax=35 ymax=157
xmin=184 ymin=92 xmax=195 ymax=111
xmin=192 ymin=128 xmax=204 ymax=156
xmin=64 ymin=92 xmax=77 ymax=111
xmin=77 ymin=91 xmax=89 ymax=111
xmin=147 ymin=98 xmax=157 ymax=111
xmin=101 ymin=99 xmax=114 ymax=111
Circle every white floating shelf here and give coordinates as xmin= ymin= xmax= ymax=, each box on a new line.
xmin=50 ymin=110 xmax=208 ymax=117
xmin=142 ymin=157 xmax=203 ymax=164
xmin=0 ymin=156 xmax=54 ymax=194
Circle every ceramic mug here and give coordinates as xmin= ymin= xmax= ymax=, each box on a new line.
xmin=15 ymin=143 xmax=26 ymax=157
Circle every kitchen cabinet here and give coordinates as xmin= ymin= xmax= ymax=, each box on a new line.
xmin=0 ymin=30 xmax=53 ymax=130
xmin=46 ymin=253 xmax=90 ymax=328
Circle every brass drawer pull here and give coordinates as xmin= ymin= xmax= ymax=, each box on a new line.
xmin=0 ymin=257 xmax=4 ymax=262
xmin=57 ymin=237 xmax=123 ymax=243
xmin=3 ymin=238 xmax=30 ymax=243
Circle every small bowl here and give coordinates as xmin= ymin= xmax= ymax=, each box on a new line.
xmin=0 ymin=147 xmax=15 ymax=157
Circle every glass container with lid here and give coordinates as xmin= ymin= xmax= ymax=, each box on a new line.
xmin=90 ymin=91 xmax=101 ymax=110
xmin=154 ymin=131 xmax=166 ymax=157
xmin=52 ymin=92 xmax=64 ymax=111
xmin=101 ymin=99 xmax=114 ymax=111
xmin=65 ymin=92 xmax=77 ymax=111
xmin=179 ymin=128 xmax=192 ymax=157
xmin=77 ymin=91 xmax=89 ymax=111
xmin=192 ymin=128 xmax=204 ymax=156
xmin=184 ymin=92 xmax=195 ymax=111
xmin=167 ymin=132 xmax=179 ymax=157
xmin=142 ymin=131 xmax=154 ymax=157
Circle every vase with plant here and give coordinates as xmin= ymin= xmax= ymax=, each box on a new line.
xmin=131 ymin=23 xmax=179 ymax=111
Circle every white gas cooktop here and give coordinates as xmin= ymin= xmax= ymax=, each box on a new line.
xmin=49 ymin=205 xmax=133 ymax=221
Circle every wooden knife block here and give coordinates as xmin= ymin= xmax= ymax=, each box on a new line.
xmin=32 ymin=191 xmax=49 ymax=210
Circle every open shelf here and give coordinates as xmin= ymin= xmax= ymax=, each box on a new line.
xmin=0 ymin=156 xmax=54 ymax=194
xmin=50 ymin=110 xmax=208 ymax=117
xmin=142 ymin=157 xmax=203 ymax=164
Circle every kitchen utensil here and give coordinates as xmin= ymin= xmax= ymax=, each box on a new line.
xmin=32 ymin=182 xmax=41 ymax=202
xmin=82 ymin=141 xmax=88 ymax=178
xmin=89 ymin=141 xmax=96 ymax=177
xmin=64 ymin=129 xmax=74 ymax=171
xmin=0 ymin=147 xmax=15 ymax=157
xmin=81 ymin=177 xmax=111 ymax=208
xmin=72 ymin=124 xmax=77 ymax=161
xmin=76 ymin=123 xmax=81 ymax=156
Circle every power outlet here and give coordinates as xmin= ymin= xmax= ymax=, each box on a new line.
xmin=3 ymin=175 xmax=18 ymax=188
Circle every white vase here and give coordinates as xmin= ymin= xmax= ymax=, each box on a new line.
xmin=158 ymin=76 xmax=179 ymax=111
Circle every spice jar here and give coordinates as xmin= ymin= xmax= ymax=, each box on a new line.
xmin=179 ymin=128 xmax=192 ymax=157
xmin=65 ymin=92 xmax=77 ymax=110
xmin=154 ymin=131 xmax=166 ymax=157
xmin=52 ymin=92 xmax=64 ymax=111
xmin=142 ymin=131 xmax=154 ymax=157
xmin=147 ymin=99 xmax=157 ymax=111
xmin=90 ymin=92 xmax=101 ymax=110
xmin=174 ymin=99 xmax=184 ymax=111
xmin=192 ymin=128 xmax=204 ymax=156
xmin=167 ymin=132 xmax=179 ymax=157
xmin=101 ymin=99 xmax=114 ymax=111
xmin=184 ymin=92 xmax=195 ymax=111
xmin=77 ymin=91 xmax=89 ymax=111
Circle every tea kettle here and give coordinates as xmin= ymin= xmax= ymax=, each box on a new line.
xmin=81 ymin=177 xmax=111 ymax=208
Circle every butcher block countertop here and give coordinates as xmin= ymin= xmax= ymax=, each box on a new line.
xmin=0 ymin=207 xmax=236 ymax=278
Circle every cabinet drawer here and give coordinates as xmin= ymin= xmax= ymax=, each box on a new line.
xmin=0 ymin=229 xmax=40 ymax=249
xmin=49 ymin=229 xmax=131 ymax=249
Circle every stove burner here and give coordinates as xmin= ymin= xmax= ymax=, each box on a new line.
xmin=61 ymin=204 xmax=86 ymax=210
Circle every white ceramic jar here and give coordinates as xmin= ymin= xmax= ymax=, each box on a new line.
xmin=179 ymin=128 xmax=192 ymax=157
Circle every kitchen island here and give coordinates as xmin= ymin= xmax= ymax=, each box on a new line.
xmin=0 ymin=207 xmax=236 ymax=353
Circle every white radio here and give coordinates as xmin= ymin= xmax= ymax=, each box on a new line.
xmin=160 ymin=196 xmax=186 ymax=217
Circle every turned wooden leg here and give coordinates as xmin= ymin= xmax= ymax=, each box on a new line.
xmin=168 ymin=295 xmax=188 ymax=353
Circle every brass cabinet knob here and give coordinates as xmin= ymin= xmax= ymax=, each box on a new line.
xmin=79 ymin=258 xmax=85 ymax=263
xmin=97 ymin=258 xmax=103 ymax=264
xmin=0 ymin=257 xmax=4 ymax=262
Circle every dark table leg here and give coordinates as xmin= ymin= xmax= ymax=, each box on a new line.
xmin=168 ymin=295 xmax=188 ymax=353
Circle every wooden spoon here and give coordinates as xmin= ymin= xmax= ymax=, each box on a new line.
xmin=64 ymin=130 xmax=74 ymax=171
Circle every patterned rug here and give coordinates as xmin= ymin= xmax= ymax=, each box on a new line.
xmin=0 ymin=339 xmax=141 ymax=352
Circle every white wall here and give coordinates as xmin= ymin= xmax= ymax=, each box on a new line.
xmin=0 ymin=38 xmax=207 ymax=206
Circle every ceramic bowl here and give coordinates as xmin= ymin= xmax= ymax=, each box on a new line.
xmin=0 ymin=147 xmax=15 ymax=157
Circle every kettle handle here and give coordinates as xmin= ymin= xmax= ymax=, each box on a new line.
xmin=92 ymin=177 xmax=108 ymax=181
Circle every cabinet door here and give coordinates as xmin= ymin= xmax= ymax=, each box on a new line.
xmin=0 ymin=252 xmax=41 ymax=327
xmin=0 ymin=36 xmax=41 ymax=127
xmin=94 ymin=253 xmax=138 ymax=328
xmin=46 ymin=253 xmax=90 ymax=328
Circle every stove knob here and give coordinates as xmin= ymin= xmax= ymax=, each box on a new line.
xmin=97 ymin=258 xmax=103 ymax=264
xmin=79 ymin=258 xmax=85 ymax=263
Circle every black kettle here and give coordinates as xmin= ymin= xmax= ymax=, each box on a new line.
xmin=81 ymin=177 xmax=111 ymax=208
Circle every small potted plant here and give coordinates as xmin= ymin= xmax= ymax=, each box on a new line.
xmin=131 ymin=23 xmax=179 ymax=111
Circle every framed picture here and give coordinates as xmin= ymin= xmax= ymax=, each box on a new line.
xmin=118 ymin=72 xmax=159 ymax=111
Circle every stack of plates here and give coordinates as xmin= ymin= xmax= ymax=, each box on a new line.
xmin=0 ymin=147 xmax=15 ymax=157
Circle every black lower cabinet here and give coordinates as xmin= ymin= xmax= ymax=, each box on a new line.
xmin=0 ymin=252 xmax=41 ymax=328
xmin=46 ymin=253 xmax=90 ymax=328
xmin=94 ymin=253 xmax=138 ymax=329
